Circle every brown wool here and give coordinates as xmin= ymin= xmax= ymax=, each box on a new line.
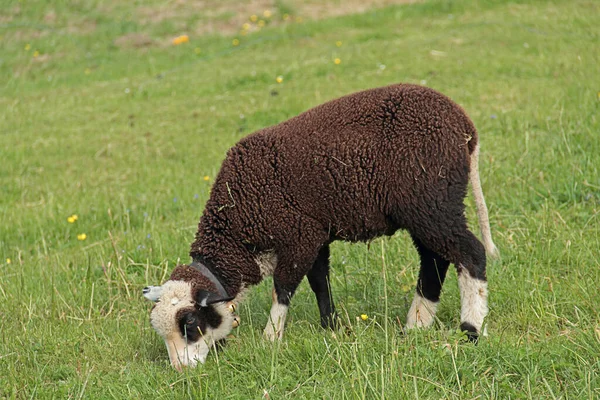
xmin=188 ymin=84 xmax=487 ymax=299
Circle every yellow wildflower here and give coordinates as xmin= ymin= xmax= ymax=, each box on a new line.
xmin=296 ymin=16 xmax=303 ymax=23
xmin=336 ymin=41 xmax=342 ymax=47
xmin=258 ymin=20 xmax=265 ymax=27
xmin=77 ymin=233 xmax=87 ymax=241
xmin=334 ymin=58 xmax=341 ymax=65
xmin=276 ymin=75 xmax=283 ymax=84
xmin=172 ymin=35 xmax=190 ymax=45
xmin=203 ymin=176 xmax=210 ymax=181
xmin=232 ymin=38 xmax=240 ymax=46
xmin=33 ymin=50 xmax=40 ymax=58
xmin=72 ymin=214 xmax=78 ymax=221
xmin=250 ymin=15 xmax=258 ymax=22
xmin=242 ymin=23 xmax=251 ymax=30
xmin=263 ymin=10 xmax=272 ymax=18
xmin=360 ymin=314 xmax=368 ymax=321
xmin=67 ymin=216 xmax=75 ymax=223
xmin=25 ymin=43 xmax=31 ymax=51
xmin=6 ymin=258 xmax=10 ymax=264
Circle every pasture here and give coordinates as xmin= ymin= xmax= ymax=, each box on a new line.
xmin=1 ymin=0 xmax=599 ymax=398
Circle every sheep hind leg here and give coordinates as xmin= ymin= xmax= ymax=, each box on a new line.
xmin=455 ymin=230 xmax=488 ymax=342
xmin=409 ymin=218 xmax=488 ymax=341
xmin=405 ymin=235 xmax=450 ymax=330
xmin=306 ymin=245 xmax=338 ymax=330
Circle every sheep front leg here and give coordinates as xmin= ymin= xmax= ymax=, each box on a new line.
xmin=264 ymin=236 xmax=325 ymax=342
xmin=264 ymin=288 xmax=289 ymax=341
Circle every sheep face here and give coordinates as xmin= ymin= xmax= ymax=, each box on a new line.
xmin=143 ymin=280 xmax=236 ymax=370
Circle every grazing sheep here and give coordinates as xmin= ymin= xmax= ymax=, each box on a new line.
xmin=143 ymin=83 xmax=498 ymax=370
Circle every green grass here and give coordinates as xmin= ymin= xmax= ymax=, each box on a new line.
xmin=1 ymin=0 xmax=599 ymax=398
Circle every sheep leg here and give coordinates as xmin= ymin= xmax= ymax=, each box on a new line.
xmin=405 ymin=235 xmax=450 ymax=330
xmin=455 ymin=230 xmax=488 ymax=342
xmin=306 ymin=245 xmax=338 ymax=330
xmin=264 ymin=287 xmax=289 ymax=342
xmin=408 ymin=214 xmax=488 ymax=341
xmin=264 ymin=235 xmax=326 ymax=341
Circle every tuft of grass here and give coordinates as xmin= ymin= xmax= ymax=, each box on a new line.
xmin=1 ymin=0 xmax=599 ymax=398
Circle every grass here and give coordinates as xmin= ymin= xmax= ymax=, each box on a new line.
xmin=1 ymin=0 xmax=599 ymax=398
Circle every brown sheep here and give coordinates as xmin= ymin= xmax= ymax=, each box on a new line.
xmin=143 ymin=83 xmax=498 ymax=370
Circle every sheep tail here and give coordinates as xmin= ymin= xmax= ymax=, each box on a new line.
xmin=469 ymin=143 xmax=499 ymax=259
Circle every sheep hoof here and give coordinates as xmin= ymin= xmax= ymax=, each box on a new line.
xmin=263 ymin=325 xmax=283 ymax=342
xmin=460 ymin=322 xmax=480 ymax=343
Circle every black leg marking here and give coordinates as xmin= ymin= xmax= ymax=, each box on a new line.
xmin=460 ymin=322 xmax=479 ymax=343
xmin=411 ymin=235 xmax=450 ymax=303
xmin=306 ymin=245 xmax=338 ymax=329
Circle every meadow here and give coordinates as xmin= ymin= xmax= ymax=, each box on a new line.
xmin=1 ymin=0 xmax=599 ymax=398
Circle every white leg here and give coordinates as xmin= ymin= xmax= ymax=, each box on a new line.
xmin=405 ymin=293 xmax=438 ymax=329
xmin=263 ymin=303 xmax=288 ymax=341
xmin=457 ymin=267 xmax=488 ymax=335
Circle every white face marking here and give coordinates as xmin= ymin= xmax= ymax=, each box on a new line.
xmin=263 ymin=302 xmax=288 ymax=341
xmin=457 ymin=266 xmax=488 ymax=334
xmin=164 ymin=333 xmax=210 ymax=371
xmin=256 ymin=251 xmax=278 ymax=278
xmin=148 ymin=281 xmax=236 ymax=369
xmin=149 ymin=281 xmax=195 ymax=338
xmin=405 ymin=293 xmax=438 ymax=329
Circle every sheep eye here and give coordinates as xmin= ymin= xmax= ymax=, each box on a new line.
xmin=185 ymin=314 xmax=197 ymax=326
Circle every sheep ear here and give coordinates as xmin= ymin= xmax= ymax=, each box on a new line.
xmin=195 ymin=290 xmax=233 ymax=307
xmin=143 ymin=286 xmax=163 ymax=302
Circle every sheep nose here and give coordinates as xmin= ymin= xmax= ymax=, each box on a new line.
xmin=143 ymin=287 xmax=150 ymax=294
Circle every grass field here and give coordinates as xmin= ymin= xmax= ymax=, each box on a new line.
xmin=1 ymin=0 xmax=599 ymax=398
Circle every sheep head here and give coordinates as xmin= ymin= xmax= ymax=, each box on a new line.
xmin=143 ymin=264 xmax=238 ymax=371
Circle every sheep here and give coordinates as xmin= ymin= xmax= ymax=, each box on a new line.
xmin=143 ymin=83 xmax=498 ymax=370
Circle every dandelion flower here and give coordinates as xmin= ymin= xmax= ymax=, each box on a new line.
xmin=67 ymin=216 xmax=75 ymax=223
xmin=360 ymin=314 xmax=368 ymax=321
xmin=33 ymin=50 xmax=40 ymax=58
xmin=203 ymin=176 xmax=210 ymax=181
xmin=334 ymin=58 xmax=341 ymax=65
xmin=242 ymin=23 xmax=251 ymax=30
xmin=263 ymin=10 xmax=272 ymax=18
xmin=258 ymin=20 xmax=265 ymax=27
xmin=276 ymin=75 xmax=283 ymax=84
xmin=77 ymin=233 xmax=87 ymax=241
xmin=336 ymin=41 xmax=342 ymax=47
xmin=250 ymin=15 xmax=258 ymax=22
xmin=6 ymin=258 xmax=10 ymax=264
xmin=172 ymin=35 xmax=190 ymax=45
xmin=295 ymin=16 xmax=303 ymax=23
xmin=232 ymin=38 xmax=240 ymax=46
xmin=72 ymin=215 xmax=78 ymax=221
xmin=25 ymin=43 xmax=31 ymax=51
